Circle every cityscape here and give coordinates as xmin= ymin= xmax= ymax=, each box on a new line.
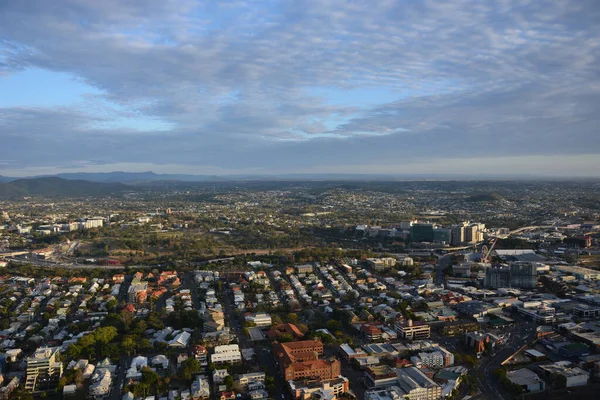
xmin=2 ymin=0 xmax=600 ymax=399
xmin=0 ymin=178 xmax=599 ymax=399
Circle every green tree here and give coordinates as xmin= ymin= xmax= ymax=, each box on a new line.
xmin=179 ymin=358 xmax=202 ymax=380
xmin=122 ymin=336 xmax=137 ymax=355
xmin=94 ymin=326 xmax=118 ymax=344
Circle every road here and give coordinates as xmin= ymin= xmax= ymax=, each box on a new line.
xmin=474 ymin=320 xmax=538 ymax=400
xmin=222 ymin=284 xmax=288 ymax=400
xmin=436 ymin=254 xmax=455 ymax=285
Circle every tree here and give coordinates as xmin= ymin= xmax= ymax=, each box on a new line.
xmin=453 ymin=353 xmax=463 ymax=365
xmin=286 ymin=313 xmax=299 ymax=323
xmin=278 ymin=333 xmax=294 ymax=342
xmin=141 ymin=367 xmax=160 ymax=387
xmin=326 ymin=320 xmax=342 ymax=332
xmin=180 ymin=358 xmax=202 ymax=380
xmin=122 ymin=336 xmax=137 ymax=356
xmin=95 ymin=326 xmax=118 ymax=344
xmin=224 ymin=375 xmax=234 ymax=389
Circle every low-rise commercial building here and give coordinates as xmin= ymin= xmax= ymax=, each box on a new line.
xmin=538 ymin=361 xmax=588 ymax=387
xmin=288 ymin=377 xmax=349 ymax=400
xmin=396 ymin=367 xmax=442 ymax=400
xmin=211 ymin=345 xmax=242 ymax=364
xmin=506 ymin=369 xmax=545 ymax=393
xmin=395 ymin=319 xmax=430 ymax=340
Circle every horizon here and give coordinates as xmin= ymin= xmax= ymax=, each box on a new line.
xmin=2 ymin=170 xmax=600 ymax=182
xmin=1 ymin=1 xmax=600 ymax=176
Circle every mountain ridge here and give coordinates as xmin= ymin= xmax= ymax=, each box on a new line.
xmin=0 ymin=177 xmax=130 ymax=199
xmin=0 ymin=171 xmax=580 ymax=184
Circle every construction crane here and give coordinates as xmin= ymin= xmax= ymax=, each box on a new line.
xmin=480 ymin=232 xmax=513 ymax=263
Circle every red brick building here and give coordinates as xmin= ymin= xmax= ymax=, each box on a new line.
xmin=273 ymin=340 xmax=340 ymax=381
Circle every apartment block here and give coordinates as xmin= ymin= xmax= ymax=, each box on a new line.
xmin=25 ymin=347 xmax=63 ymax=393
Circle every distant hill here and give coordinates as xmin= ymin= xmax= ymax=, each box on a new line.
xmin=49 ymin=171 xmax=221 ymax=183
xmin=0 ymin=177 xmax=130 ymax=199
xmin=0 ymin=171 xmax=581 ymax=185
xmin=465 ymin=193 xmax=504 ymax=202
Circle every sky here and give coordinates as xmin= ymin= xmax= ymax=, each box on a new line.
xmin=1 ymin=0 xmax=599 ymax=177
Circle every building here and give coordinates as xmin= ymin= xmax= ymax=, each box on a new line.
xmin=400 ymin=220 xmax=416 ymax=230
xmin=367 ymin=258 xmax=397 ymax=271
xmin=365 ymin=365 xmax=398 ymax=388
xmin=413 ymin=351 xmax=444 ymax=369
xmin=395 ymin=319 xmax=430 ymax=340
xmin=25 ymin=347 xmax=63 ymax=393
xmin=552 ymin=265 xmax=600 ymax=280
xmin=296 ymin=264 xmax=314 ymax=274
xmin=274 ymin=340 xmax=324 ymax=365
xmin=191 ymin=375 xmax=210 ymax=400
xmin=506 ymin=369 xmax=545 ymax=393
xmin=484 ymin=263 xmax=537 ymax=289
xmin=464 ymin=332 xmax=493 ymax=356
xmin=573 ymin=304 xmax=600 ymax=320
xmin=450 ymin=225 xmax=465 ymax=246
xmin=464 ymin=224 xmax=483 ymax=244
xmin=361 ymin=324 xmax=383 ymax=342
xmin=283 ymin=359 xmax=341 ymax=381
xmin=245 ymin=313 xmax=272 ymax=328
xmin=288 ymin=377 xmax=349 ymax=400
xmin=338 ymin=344 xmax=367 ymax=360
xmin=516 ymin=304 xmax=556 ymax=324
xmin=79 ymin=218 xmax=104 ymax=230
xmin=169 ymin=331 xmax=191 ymax=348
xmin=211 ymin=345 xmax=242 ymax=364
xmin=484 ymin=266 xmax=511 ymax=288
xmin=538 ymin=361 xmax=588 ymax=387
xmin=89 ymin=369 xmax=112 ymax=398
xmin=365 ymin=386 xmax=405 ymax=400
xmin=127 ymin=281 xmax=148 ymax=304
xmin=274 ymin=340 xmax=340 ymax=381
xmin=0 ymin=377 xmax=19 ymax=399
xmin=267 ymin=323 xmax=305 ymax=341
xmin=452 ymin=263 xmax=471 ymax=278
xmin=509 ymin=263 xmax=537 ymax=289
xmin=237 ymin=372 xmax=266 ymax=389
xmin=410 ymin=224 xmax=435 ymax=242
xmin=397 ymin=367 xmax=442 ymax=400
xmin=433 ymin=228 xmax=452 ymax=244
xmin=193 ymin=345 xmax=208 ymax=367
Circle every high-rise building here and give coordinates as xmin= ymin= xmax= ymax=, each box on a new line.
xmin=25 ymin=347 xmax=63 ymax=393
xmin=400 ymin=220 xmax=416 ymax=230
xmin=509 ymin=263 xmax=537 ymax=289
xmin=484 ymin=266 xmax=511 ymax=288
xmin=410 ymin=223 xmax=435 ymax=242
xmin=433 ymin=228 xmax=452 ymax=244
xmin=450 ymin=225 xmax=465 ymax=246
xmin=485 ymin=263 xmax=537 ymax=289
xmin=464 ymin=225 xmax=478 ymax=244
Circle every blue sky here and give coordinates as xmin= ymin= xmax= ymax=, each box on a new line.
xmin=0 ymin=0 xmax=599 ymax=176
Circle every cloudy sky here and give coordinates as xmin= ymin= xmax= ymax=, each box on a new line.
xmin=1 ymin=0 xmax=599 ymax=177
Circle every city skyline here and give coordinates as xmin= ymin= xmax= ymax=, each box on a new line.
xmin=1 ymin=1 xmax=599 ymax=176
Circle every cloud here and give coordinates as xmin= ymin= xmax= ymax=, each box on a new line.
xmin=0 ymin=0 xmax=599 ymax=174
